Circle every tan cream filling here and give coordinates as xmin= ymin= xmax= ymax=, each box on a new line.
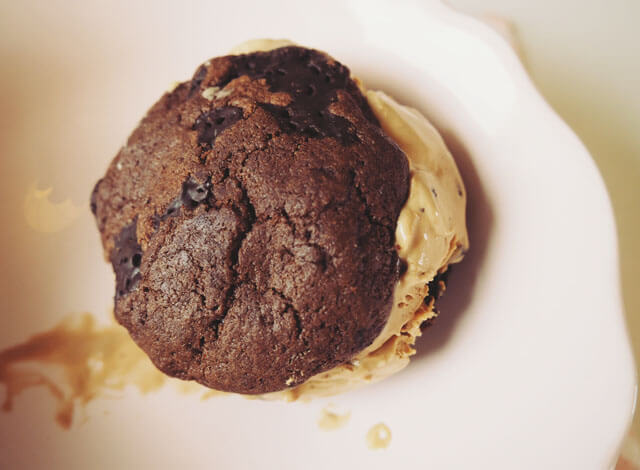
xmin=228 ymin=40 xmax=469 ymax=400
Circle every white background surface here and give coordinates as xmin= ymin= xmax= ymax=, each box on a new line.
xmin=449 ymin=0 xmax=640 ymax=437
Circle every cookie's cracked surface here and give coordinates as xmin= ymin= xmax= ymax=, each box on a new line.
xmin=91 ymin=46 xmax=410 ymax=394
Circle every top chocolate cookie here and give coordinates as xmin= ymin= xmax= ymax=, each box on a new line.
xmin=91 ymin=46 xmax=410 ymax=394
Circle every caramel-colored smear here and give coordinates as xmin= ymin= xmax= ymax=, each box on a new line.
xmin=23 ymin=182 xmax=82 ymax=233
xmin=0 ymin=313 xmax=217 ymax=429
xmin=366 ymin=423 xmax=392 ymax=450
xmin=317 ymin=406 xmax=351 ymax=431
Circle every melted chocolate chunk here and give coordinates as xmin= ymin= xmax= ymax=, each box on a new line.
xmin=223 ymin=47 xmax=370 ymax=145
xmin=152 ymin=177 xmax=212 ymax=229
xmin=111 ymin=220 xmax=143 ymax=298
xmin=181 ymin=177 xmax=211 ymax=208
xmin=193 ymin=106 xmax=244 ymax=147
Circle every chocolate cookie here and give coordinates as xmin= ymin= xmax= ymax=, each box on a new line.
xmin=91 ymin=46 xmax=410 ymax=394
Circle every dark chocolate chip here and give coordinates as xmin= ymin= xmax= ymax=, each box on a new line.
xmin=181 ymin=177 xmax=211 ymax=208
xmin=193 ymin=106 xmax=244 ymax=147
xmin=111 ymin=219 xmax=143 ymax=298
xmin=152 ymin=177 xmax=212 ymax=229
